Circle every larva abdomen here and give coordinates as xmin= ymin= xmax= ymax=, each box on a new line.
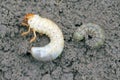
xmin=73 ymin=23 xmax=105 ymax=48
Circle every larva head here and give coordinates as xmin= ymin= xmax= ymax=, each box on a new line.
xmin=22 ymin=13 xmax=35 ymax=27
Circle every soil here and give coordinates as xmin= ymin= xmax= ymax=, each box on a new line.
xmin=0 ymin=0 xmax=120 ymax=80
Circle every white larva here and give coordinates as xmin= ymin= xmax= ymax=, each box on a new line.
xmin=21 ymin=13 xmax=64 ymax=61
xmin=73 ymin=23 xmax=105 ymax=48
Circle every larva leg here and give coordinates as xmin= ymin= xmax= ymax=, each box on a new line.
xmin=21 ymin=22 xmax=29 ymax=27
xmin=30 ymin=29 xmax=37 ymax=43
xmin=21 ymin=27 xmax=30 ymax=36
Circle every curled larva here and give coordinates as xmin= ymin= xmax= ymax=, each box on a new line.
xmin=21 ymin=13 xmax=64 ymax=61
xmin=73 ymin=23 xmax=105 ymax=48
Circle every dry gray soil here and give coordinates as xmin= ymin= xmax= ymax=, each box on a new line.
xmin=0 ymin=0 xmax=120 ymax=80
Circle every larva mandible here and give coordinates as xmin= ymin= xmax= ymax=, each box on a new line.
xmin=73 ymin=23 xmax=105 ymax=48
xmin=21 ymin=13 xmax=64 ymax=61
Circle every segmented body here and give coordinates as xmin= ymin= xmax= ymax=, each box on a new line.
xmin=26 ymin=15 xmax=64 ymax=61
xmin=73 ymin=23 xmax=105 ymax=48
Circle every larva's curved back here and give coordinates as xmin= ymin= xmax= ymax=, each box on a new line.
xmin=73 ymin=23 xmax=105 ymax=49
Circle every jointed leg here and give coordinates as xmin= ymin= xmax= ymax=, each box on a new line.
xmin=21 ymin=22 xmax=37 ymax=43
xmin=30 ymin=29 xmax=37 ymax=43
xmin=21 ymin=27 xmax=31 ymax=36
xmin=21 ymin=22 xmax=29 ymax=27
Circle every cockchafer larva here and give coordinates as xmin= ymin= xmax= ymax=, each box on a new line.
xmin=21 ymin=13 xmax=64 ymax=61
xmin=73 ymin=23 xmax=105 ymax=48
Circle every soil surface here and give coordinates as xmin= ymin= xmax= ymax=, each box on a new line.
xmin=0 ymin=0 xmax=120 ymax=80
